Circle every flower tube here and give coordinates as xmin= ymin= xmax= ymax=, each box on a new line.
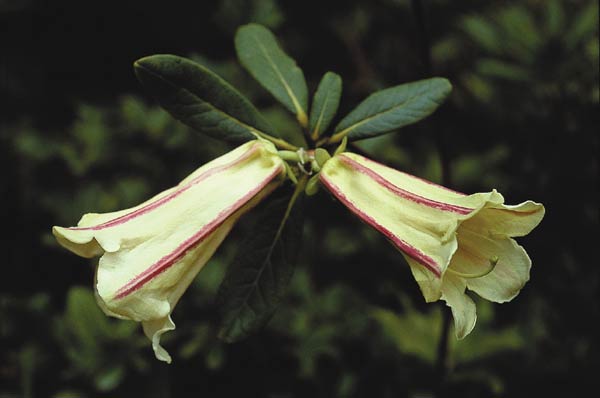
xmin=319 ymin=152 xmax=544 ymax=338
xmin=53 ymin=140 xmax=286 ymax=362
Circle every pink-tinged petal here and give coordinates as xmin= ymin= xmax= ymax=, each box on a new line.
xmin=52 ymin=140 xmax=286 ymax=362
xmin=338 ymin=154 xmax=473 ymax=215
xmin=319 ymin=151 xmax=543 ymax=340
xmin=52 ymin=141 xmax=273 ymax=256
xmin=320 ymin=173 xmax=444 ymax=276
xmin=319 ymin=154 xmax=493 ymax=277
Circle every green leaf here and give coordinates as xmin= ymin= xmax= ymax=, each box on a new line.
xmin=217 ymin=185 xmax=304 ymax=343
xmin=461 ymin=15 xmax=502 ymax=55
xmin=235 ymin=23 xmax=309 ymax=126
xmin=309 ymin=72 xmax=342 ymax=139
xmin=94 ymin=366 xmax=125 ymax=392
xmin=495 ymin=6 xmax=542 ymax=61
xmin=134 ymin=54 xmax=275 ymax=143
xmin=64 ymin=286 xmax=112 ymax=346
xmin=565 ymin=1 xmax=598 ymax=49
xmin=544 ymin=0 xmax=565 ymax=36
xmin=476 ymin=58 xmax=531 ymax=81
xmin=371 ymin=306 xmax=441 ymax=364
xmin=332 ymin=78 xmax=452 ymax=142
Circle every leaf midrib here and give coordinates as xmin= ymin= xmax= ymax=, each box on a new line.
xmin=223 ymin=178 xmax=304 ymax=336
xmin=313 ymin=88 xmax=334 ymax=136
xmin=251 ymin=35 xmax=305 ymax=118
xmin=226 ymin=218 xmax=286 ymax=335
xmin=137 ymin=63 xmax=279 ymax=143
xmin=337 ymin=89 xmax=440 ymax=136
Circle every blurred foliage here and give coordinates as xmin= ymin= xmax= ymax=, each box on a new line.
xmin=1 ymin=0 xmax=598 ymax=397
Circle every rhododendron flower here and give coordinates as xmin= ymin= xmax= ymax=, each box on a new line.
xmin=53 ymin=140 xmax=286 ymax=362
xmin=319 ymin=152 xmax=544 ymax=338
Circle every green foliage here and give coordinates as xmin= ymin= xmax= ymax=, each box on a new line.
xmin=333 ymin=78 xmax=452 ymax=141
xmin=371 ymin=298 xmax=442 ymax=364
xmin=269 ymin=269 xmax=371 ymax=380
xmin=54 ymin=287 xmax=146 ymax=392
xmin=134 ymin=54 xmax=274 ymax=143
xmin=217 ymin=186 xmax=304 ymax=342
xmin=372 ymin=296 xmax=524 ymax=364
xmin=309 ymin=72 xmax=343 ymax=140
xmin=457 ymin=1 xmax=599 ymax=105
xmin=564 ymin=1 xmax=598 ymax=49
xmin=235 ymin=23 xmax=309 ymax=126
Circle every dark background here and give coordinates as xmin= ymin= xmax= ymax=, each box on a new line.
xmin=1 ymin=0 xmax=598 ymax=397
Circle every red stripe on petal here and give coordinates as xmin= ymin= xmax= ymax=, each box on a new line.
xmin=352 ymin=154 xmax=468 ymax=197
xmin=339 ymin=155 xmax=472 ymax=215
xmin=320 ymin=173 xmax=442 ymax=277
xmin=112 ymin=165 xmax=283 ymax=299
xmin=71 ymin=144 xmax=261 ymax=231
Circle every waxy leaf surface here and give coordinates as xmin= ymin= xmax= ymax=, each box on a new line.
xmin=235 ymin=24 xmax=309 ymax=126
xmin=134 ymin=54 xmax=275 ymax=143
xmin=217 ymin=187 xmax=304 ymax=343
xmin=334 ymin=78 xmax=452 ymax=141
xmin=309 ymin=72 xmax=342 ymax=139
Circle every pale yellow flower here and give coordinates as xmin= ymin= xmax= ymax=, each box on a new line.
xmin=319 ymin=152 xmax=544 ymax=338
xmin=53 ymin=140 xmax=286 ymax=362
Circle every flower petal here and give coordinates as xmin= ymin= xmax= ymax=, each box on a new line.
xmin=440 ymin=273 xmax=477 ymax=339
xmin=341 ymin=153 xmax=505 ymax=212
xmin=403 ymin=255 xmax=444 ymax=302
xmin=320 ymin=153 xmax=467 ymax=277
xmin=318 ymin=151 xmax=543 ymax=341
xmin=143 ymin=316 xmax=176 ymax=363
xmin=320 ymin=153 xmax=508 ymax=277
xmin=460 ymin=200 xmax=545 ymax=238
xmin=53 ymin=140 xmax=285 ymax=362
xmin=450 ymin=225 xmax=532 ymax=303
xmin=52 ymin=141 xmax=277 ymax=255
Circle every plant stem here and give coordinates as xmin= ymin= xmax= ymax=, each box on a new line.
xmin=275 ymin=175 xmax=307 ymax=243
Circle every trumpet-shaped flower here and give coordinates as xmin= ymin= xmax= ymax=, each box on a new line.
xmin=53 ymin=140 xmax=286 ymax=362
xmin=319 ymin=152 xmax=544 ymax=338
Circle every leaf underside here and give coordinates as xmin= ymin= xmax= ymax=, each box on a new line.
xmin=216 ymin=186 xmax=304 ymax=343
xmin=235 ymin=23 xmax=309 ymax=125
xmin=335 ymin=77 xmax=452 ymax=141
xmin=134 ymin=54 xmax=275 ymax=143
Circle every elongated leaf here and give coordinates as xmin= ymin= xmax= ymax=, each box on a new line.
xmin=544 ymin=0 xmax=564 ymax=36
xmin=333 ymin=78 xmax=452 ymax=141
xmin=477 ymin=58 xmax=531 ymax=81
xmin=565 ymin=1 xmax=598 ymax=48
xmin=461 ymin=16 xmax=502 ymax=55
xmin=309 ymin=72 xmax=342 ymax=139
xmin=235 ymin=23 xmax=309 ymax=126
xmin=217 ymin=186 xmax=304 ymax=343
xmin=134 ymin=54 xmax=275 ymax=143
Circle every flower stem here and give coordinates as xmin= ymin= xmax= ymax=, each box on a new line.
xmin=274 ymin=175 xmax=307 ymax=243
